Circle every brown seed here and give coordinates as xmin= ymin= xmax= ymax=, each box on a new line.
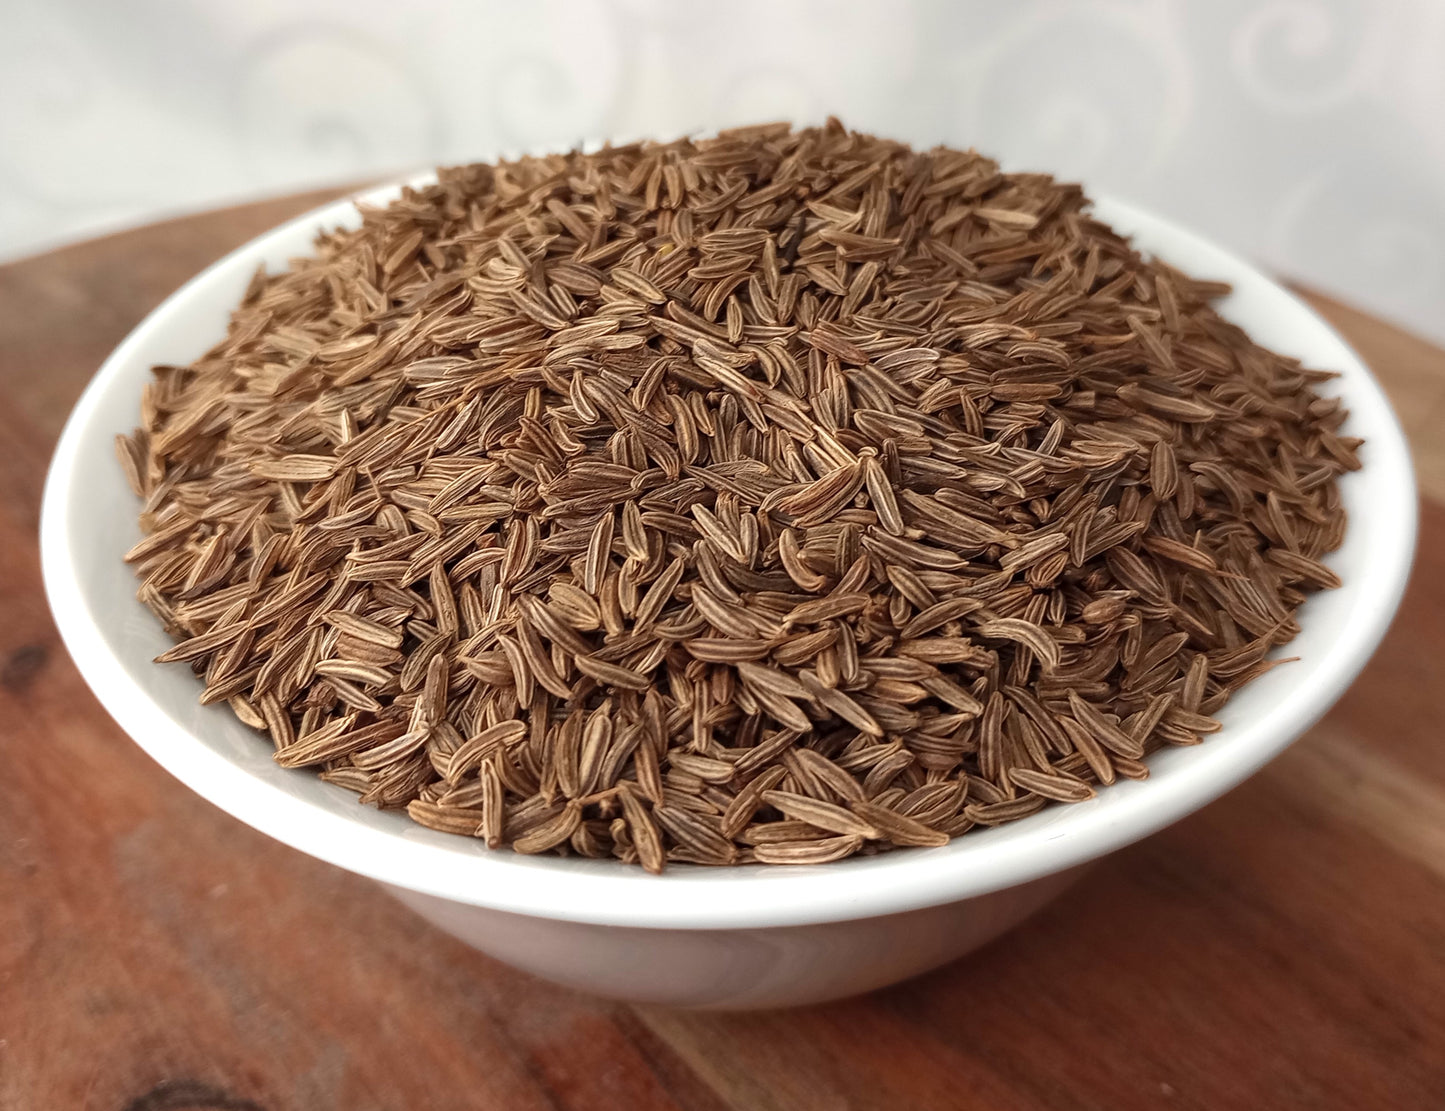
xmin=1142 ymin=535 xmax=1218 ymax=572
xmin=446 ymin=721 xmax=526 ymax=782
xmin=513 ymin=802 xmax=584 ymax=854
xmin=849 ymin=800 xmax=950 ymax=847
xmin=863 ymin=456 xmax=906 ymax=536
xmin=322 ymin=611 xmax=405 ymax=648
xmin=720 ymin=765 xmax=788 ymax=839
xmin=752 ymin=836 xmax=865 ymax=865
xmin=1067 ymin=690 xmax=1145 ymax=759
xmin=778 ymin=527 xmax=828 ymax=592
xmin=573 ymin=653 xmax=654 ymax=691
xmin=250 ymin=455 xmax=339 ymax=482
xmin=761 ymin=790 xmax=880 ymax=838
xmin=975 ymin=619 xmax=1061 ymax=673
xmin=1007 ymin=767 xmax=1096 ymax=803
xmin=784 ymin=592 xmax=870 ymax=626
xmin=618 ymin=784 xmax=665 ymax=874
xmin=407 ymin=800 xmax=486 ymax=837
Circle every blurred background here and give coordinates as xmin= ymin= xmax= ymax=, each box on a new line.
xmin=2 ymin=0 xmax=1442 ymax=343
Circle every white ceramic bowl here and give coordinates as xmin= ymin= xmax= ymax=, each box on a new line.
xmin=41 ymin=178 xmax=1416 ymax=1009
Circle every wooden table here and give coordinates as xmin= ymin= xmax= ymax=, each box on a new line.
xmin=3 ymin=189 xmax=1443 ymax=1111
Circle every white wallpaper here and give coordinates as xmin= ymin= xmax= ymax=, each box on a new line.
xmin=3 ymin=0 xmax=1443 ymax=344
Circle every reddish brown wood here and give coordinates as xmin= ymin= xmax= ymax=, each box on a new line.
xmin=2 ymin=190 xmax=1442 ymax=1110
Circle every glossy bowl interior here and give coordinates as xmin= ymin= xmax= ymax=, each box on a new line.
xmin=41 ymin=176 xmax=1415 ymax=939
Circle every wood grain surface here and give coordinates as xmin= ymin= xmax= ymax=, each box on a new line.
xmin=2 ymin=189 xmax=1442 ymax=1111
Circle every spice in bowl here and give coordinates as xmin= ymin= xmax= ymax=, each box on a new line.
xmin=118 ymin=120 xmax=1359 ymax=870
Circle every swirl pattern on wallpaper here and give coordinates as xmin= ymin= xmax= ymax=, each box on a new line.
xmin=236 ymin=28 xmax=441 ymax=189
xmin=483 ymin=0 xmax=624 ymax=149
xmin=0 ymin=0 xmax=1442 ymax=344
xmin=1272 ymin=161 xmax=1444 ymax=314
xmin=1229 ymin=0 xmax=1386 ymax=112
xmin=947 ymin=3 xmax=1193 ymax=182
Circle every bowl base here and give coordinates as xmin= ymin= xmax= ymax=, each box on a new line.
xmin=385 ymin=867 xmax=1083 ymax=1009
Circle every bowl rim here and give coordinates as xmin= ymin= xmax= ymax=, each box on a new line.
xmin=41 ymin=175 xmax=1418 ymax=930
